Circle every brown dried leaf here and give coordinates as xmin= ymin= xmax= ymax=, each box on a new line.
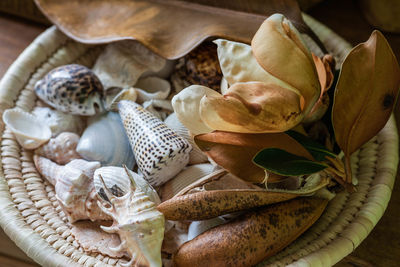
xmin=194 ymin=131 xmax=313 ymax=183
xmin=332 ymin=31 xmax=400 ymax=156
xmin=34 ymin=0 xmax=323 ymax=59
xmin=332 ymin=31 xmax=400 ymax=183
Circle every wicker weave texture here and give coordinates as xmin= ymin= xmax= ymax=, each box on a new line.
xmin=0 ymin=15 xmax=397 ymax=267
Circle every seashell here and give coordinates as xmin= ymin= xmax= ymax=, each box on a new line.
xmin=174 ymin=42 xmax=222 ymax=91
xmin=143 ymin=99 xmax=173 ymax=121
xmin=164 ymin=113 xmax=208 ymax=165
xmin=142 ymin=59 xmax=177 ymax=79
xmin=95 ymin=166 xmax=165 ymax=267
xmin=187 ymin=217 xmax=227 ymax=241
xmin=94 ymin=166 xmax=160 ymax=205
xmin=103 ymin=87 xmax=138 ymax=111
xmin=71 ymin=221 xmax=125 ymax=258
xmin=32 ymin=106 xmax=85 ymax=137
xmin=34 ymin=132 xmax=81 ymax=165
xmin=92 ymin=41 xmax=166 ymax=90
xmin=174 ymin=198 xmax=328 ymax=267
xmin=159 ymin=163 xmax=214 ymax=202
xmin=3 ymin=108 xmax=51 ymax=149
xmin=118 ymin=100 xmax=192 ymax=187
xmin=34 ymin=64 xmax=104 ymax=116
xmin=77 ymin=112 xmax=135 ymax=169
xmin=170 ymin=72 xmax=191 ymax=93
xmin=135 ymin=76 xmax=171 ymax=103
xmin=33 ymin=155 xmax=109 ymax=223
xmin=171 ymin=85 xmax=216 ymax=135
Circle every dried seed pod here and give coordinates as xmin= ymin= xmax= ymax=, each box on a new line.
xmin=157 ymin=189 xmax=297 ymax=221
xmin=174 ymin=197 xmax=328 ymax=267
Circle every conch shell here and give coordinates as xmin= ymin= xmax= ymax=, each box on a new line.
xmin=35 ymin=132 xmax=81 ymax=165
xmin=33 ymin=156 xmax=109 ymax=223
xmin=174 ymin=14 xmax=324 ymax=133
xmin=95 ymin=166 xmax=165 ymax=267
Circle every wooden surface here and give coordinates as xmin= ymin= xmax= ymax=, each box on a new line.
xmin=0 ymin=0 xmax=399 ymax=266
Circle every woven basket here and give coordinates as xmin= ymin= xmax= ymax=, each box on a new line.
xmin=0 ymin=14 xmax=397 ymax=267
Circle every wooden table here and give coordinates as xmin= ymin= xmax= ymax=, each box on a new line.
xmin=0 ymin=0 xmax=399 ymax=266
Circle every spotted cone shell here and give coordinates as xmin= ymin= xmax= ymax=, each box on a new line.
xmin=118 ymin=100 xmax=191 ymax=187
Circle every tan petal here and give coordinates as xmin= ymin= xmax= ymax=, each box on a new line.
xmin=171 ymin=85 xmax=217 ymax=135
xmin=200 ymin=82 xmax=304 ymax=133
xmin=214 ymin=39 xmax=297 ymax=94
xmin=252 ymin=14 xmax=320 ymax=114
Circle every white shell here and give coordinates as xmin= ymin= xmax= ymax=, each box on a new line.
xmin=34 ymin=132 xmax=81 ymax=165
xmin=95 ymin=167 xmax=165 ymax=267
xmin=93 ymin=41 xmax=166 ymax=90
xmin=143 ymin=99 xmax=173 ymax=121
xmin=118 ymin=100 xmax=191 ymax=187
xmin=32 ymin=106 xmax=85 ymax=137
xmin=94 ymin=166 xmax=160 ymax=205
xmin=3 ymin=109 xmax=51 ymax=149
xmin=160 ymin=163 xmax=214 ymax=201
xmin=77 ymin=112 xmax=135 ymax=169
xmin=135 ymin=76 xmax=171 ymax=103
xmin=171 ymin=85 xmax=216 ymax=135
xmin=164 ymin=113 xmax=208 ymax=165
xmin=103 ymin=87 xmax=138 ymax=111
xmin=33 ymin=156 xmax=108 ymax=223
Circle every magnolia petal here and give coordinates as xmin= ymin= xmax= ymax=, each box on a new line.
xmin=171 ymin=85 xmax=217 ymax=135
xmin=214 ymin=39 xmax=299 ymax=95
xmin=200 ymin=82 xmax=304 ymax=133
xmin=252 ymin=14 xmax=320 ymax=114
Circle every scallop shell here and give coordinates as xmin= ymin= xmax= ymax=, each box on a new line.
xmin=174 ymin=42 xmax=222 ymax=91
xmin=92 ymin=41 xmax=166 ymax=90
xmin=35 ymin=132 xmax=81 ymax=165
xmin=143 ymin=99 xmax=173 ymax=121
xmin=94 ymin=166 xmax=160 ymax=205
xmin=3 ymin=108 xmax=51 ymax=149
xmin=118 ymin=100 xmax=191 ymax=187
xmin=34 ymin=64 xmax=104 ymax=116
xmin=164 ymin=113 xmax=208 ymax=165
xmin=33 ymin=156 xmax=109 ymax=223
xmin=135 ymin=76 xmax=171 ymax=103
xmin=171 ymin=85 xmax=215 ymax=135
xmin=77 ymin=112 xmax=135 ymax=169
xmin=160 ymin=163 xmax=214 ymax=201
xmin=95 ymin=166 xmax=165 ymax=267
xmin=32 ymin=107 xmax=85 ymax=137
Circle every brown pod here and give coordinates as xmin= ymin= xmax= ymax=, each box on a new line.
xmin=174 ymin=197 xmax=328 ymax=267
xmin=157 ymin=189 xmax=297 ymax=221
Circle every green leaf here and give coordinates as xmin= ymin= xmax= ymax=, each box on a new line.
xmin=286 ymin=130 xmax=336 ymax=161
xmin=253 ymin=148 xmax=328 ymax=176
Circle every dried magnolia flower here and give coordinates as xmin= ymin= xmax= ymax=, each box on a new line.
xmin=174 ymin=13 xmax=326 ymax=133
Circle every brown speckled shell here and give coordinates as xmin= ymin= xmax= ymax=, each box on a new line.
xmin=174 ymin=42 xmax=222 ymax=91
xmin=34 ymin=64 xmax=103 ymax=115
